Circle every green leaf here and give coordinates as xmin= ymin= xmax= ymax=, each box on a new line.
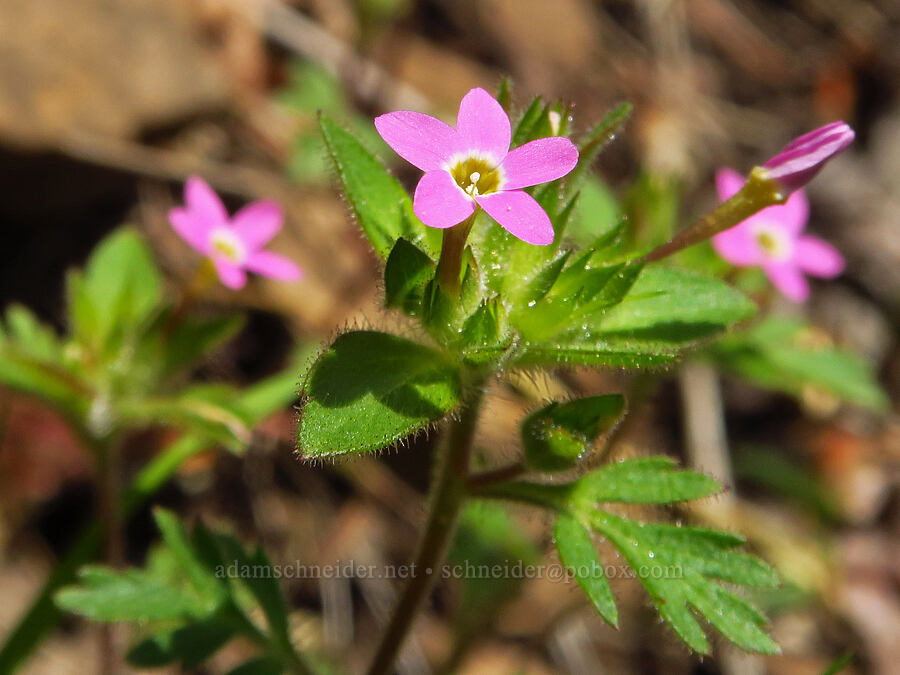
xmin=4 ymin=305 xmax=62 ymax=361
xmin=588 ymin=510 xmax=779 ymax=654
xmin=319 ymin=113 xmax=433 ymax=258
xmin=472 ymin=467 xmax=779 ymax=654
xmin=459 ymin=297 xmax=512 ymax=365
xmin=162 ymin=314 xmax=245 ymax=375
xmin=521 ymin=394 xmax=624 ymax=471
xmin=511 ymin=260 xmax=644 ymax=343
xmin=554 ymin=513 xmax=618 ymax=626
xmin=55 ymin=566 xmax=198 ymax=622
xmin=511 ymin=97 xmax=547 ymax=148
xmin=496 ymin=77 xmax=512 ymax=112
xmin=0 ymin=348 xmax=90 ymax=419
xmin=127 ymin=615 xmax=236 ymax=668
xmin=153 ymin=508 xmax=224 ymax=608
xmin=384 ymin=237 xmax=435 ymax=313
xmin=0 ymin=360 xmax=302 ymax=674
xmin=569 ymin=103 xmax=632 ymax=187
xmin=709 ymin=318 xmax=888 ymax=411
xmin=119 ymin=384 xmax=252 ymax=452
xmin=297 ymin=331 xmax=461 ymax=457
xmin=209 ymin=532 xmax=292 ymax=642
xmin=514 ymin=337 xmax=680 ymax=369
xmin=591 ymin=266 xmax=756 ymax=343
xmin=79 ymin=227 xmax=163 ymax=355
xmin=566 ymin=178 xmax=624 ymax=249
xmin=573 ymin=457 xmax=722 ymax=505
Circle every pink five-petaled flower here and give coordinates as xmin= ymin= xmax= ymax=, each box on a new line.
xmin=168 ymin=177 xmax=302 ymax=290
xmin=374 ymin=87 xmax=579 ymax=246
xmin=712 ymin=168 xmax=844 ymax=302
xmin=760 ymin=121 xmax=855 ymax=195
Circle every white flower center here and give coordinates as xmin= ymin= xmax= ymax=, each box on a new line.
xmin=447 ymin=154 xmax=503 ymax=198
xmin=209 ymin=229 xmax=246 ymax=263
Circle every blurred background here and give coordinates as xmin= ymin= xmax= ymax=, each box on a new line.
xmin=0 ymin=0 xmax=897 ymax=673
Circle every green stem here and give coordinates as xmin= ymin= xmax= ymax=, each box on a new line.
xmin=436 ymin=212 xmax=477 ymax=297
xmin=641 ymin=167 xmax=784 ymax=263
xmin=95 ymin=437 xmax=124 ymax=675
xmin=366 ymin=383 xmax=485 ymax=675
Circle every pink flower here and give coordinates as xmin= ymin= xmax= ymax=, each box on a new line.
xmin=760 ymin=121 xmax=855 ymax=195
xmin=712 ymin=169 xmax=844 ymax=302
xmin=375 ymin=87 xmax=578 ymax=246
xmin=168 ymin=177 xmax=302 ymax=290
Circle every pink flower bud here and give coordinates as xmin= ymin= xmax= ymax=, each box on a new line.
xmin=760 ymin=121 xmax=855 ymax=195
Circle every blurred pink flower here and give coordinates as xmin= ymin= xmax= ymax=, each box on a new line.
xmin=169 ymin=177 xmax=302 ymax=290
xmin=375 ymin=87 xmax=578 ymax=245
xmin=712 ymin=168 xmax=844 ymax=302
xmin=760 ymin=121 xmax=855 ymax=194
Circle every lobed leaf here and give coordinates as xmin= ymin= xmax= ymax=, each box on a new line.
xmin=573 ymin=457 xmax=722 ymax=505
xmin=588 ymin=510 xmax=780 ymax=654
xmin=554 ymin=513 xmax=618 ymax=626
xmin=55 ymin=566 xmax=199 ymax=622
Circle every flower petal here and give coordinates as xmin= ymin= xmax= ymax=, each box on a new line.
xmin=232 ymin=201 xmax=283 ymax=250
xmin=413 ymin=171 xmax=476 ymax=229
xmin=213 ymin=259 xmax=247 ymax=290
xmin=794 ymin=236 xmax=844 ymax=278
xmin=374 ymin=111 xmax=460 ymax=171
xmin=185 ymin=176 xmax=228 ymax=227
xmin=761 ymin=121 xmax=855 ymax=194
xmin=499 ymin=137 xmax=579 ymax=190
xmin=775 ymin=188 xmax=809 ymax=234
xmin=245 ymin=251 xmax=303 ymax=282
xmin=763 ymin=262 xmax=809 ymax=302
xmin=169 ymin=207 xmax=213 ymax=255
xmin=455 ymin=87 xmax=511 ymax=162
xmin=476 ymin=190 xmax=554 ymax=246
xmin=715 ymin=168 xmax=745 ymax=201
xmin=712 ymin=222 xmax=764 ymax=267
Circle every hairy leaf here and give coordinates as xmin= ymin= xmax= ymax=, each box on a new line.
xmin=319 ymin=113 xmax=434 ymax=258
xmin=384 ymin=237 xmax=434 ymax=313
xmin=573 ymin=457 xmax=721 ymax=505
xmin=588 ymin=510 xmax=779 ymax=654
xmin=297 ymin=331 xmax=461 ymax=457
xmin=522 ymin=394 xmax=624 ymax=471
xmin=554 ymin=513 xmax=618 ymax=626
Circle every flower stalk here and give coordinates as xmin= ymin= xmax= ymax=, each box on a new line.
xmin=366 ymin=382 xmax=485 ymax=675
xmin=436 ymin=211 xmax=477 ymax=297
xmin=642 ymin=167 xmax=783 ymax=263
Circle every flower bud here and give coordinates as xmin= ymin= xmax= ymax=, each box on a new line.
xmin=759 ymin=121 xmax=855 ymax=195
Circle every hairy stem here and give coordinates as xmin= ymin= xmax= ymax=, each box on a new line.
xmin=366 ymin=384 xmax=485 ymax=675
